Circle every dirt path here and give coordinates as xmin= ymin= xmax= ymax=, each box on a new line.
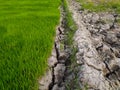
xmin=67 ymin=0 xmax=120 ymax=89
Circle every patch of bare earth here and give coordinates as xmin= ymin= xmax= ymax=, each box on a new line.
xmin=39 ymin=0 xmax=120 ymax=90
xmin=67 ymin=0 xmax=120 ymax=89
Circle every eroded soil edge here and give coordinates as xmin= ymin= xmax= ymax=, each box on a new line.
xmin=39 ymin=1 xmax=71 ymax=90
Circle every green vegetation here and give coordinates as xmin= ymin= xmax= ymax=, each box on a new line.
xmin=77 ymin=0 xmax=120 ymax=13
xmin=0 ymin=0 xmax=60 ymax=90
xmin=62 ymin=0 xmax=81 ymax=89
xmin=63 ymin=0 xmax=77 ymax=46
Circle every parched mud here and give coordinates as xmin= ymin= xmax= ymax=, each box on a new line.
xmin=67 ymin=0 xmax=120 ymax=90
xmin=39 ymin=0 xmax=120 ymax=90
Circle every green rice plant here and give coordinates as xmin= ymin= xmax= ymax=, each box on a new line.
xmin=0 ymin=0 xmax=60 ymax=90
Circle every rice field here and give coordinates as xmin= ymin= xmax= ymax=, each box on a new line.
xmin=0 ymin=0 xmax=60 ymax=90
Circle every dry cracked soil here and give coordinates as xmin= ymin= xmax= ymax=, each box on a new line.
xmin=39 ymin=0 xmax=120 ymax=90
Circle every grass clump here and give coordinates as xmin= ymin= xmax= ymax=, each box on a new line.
xmin=0 ymin=0 xmax=60 ymax=90
xmin=62 ymin=0 xmax=77 ymax=46
xmin=76 ymin=0 xmax=120 ymax=13
xmin=62 ymin=0 xmax=82 ymax=89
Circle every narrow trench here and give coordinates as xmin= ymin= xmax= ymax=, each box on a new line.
xmin=48 ymin=0 xmax=73 ymax=89
xmin=48 ymin=0 xmax=79 ymax=89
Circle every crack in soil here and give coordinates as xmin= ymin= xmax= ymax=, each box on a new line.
xmin=39 ymin=0 xmax=120 ymax=90
xmin=67 ymin=0 xmax=120 ymax=89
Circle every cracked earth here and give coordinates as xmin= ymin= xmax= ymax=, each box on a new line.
xmin=39 ymin=0 xmax=120 ymax=90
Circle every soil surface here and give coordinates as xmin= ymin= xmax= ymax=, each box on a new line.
xmin=39 ymin=0 xmax=120 ymax=90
